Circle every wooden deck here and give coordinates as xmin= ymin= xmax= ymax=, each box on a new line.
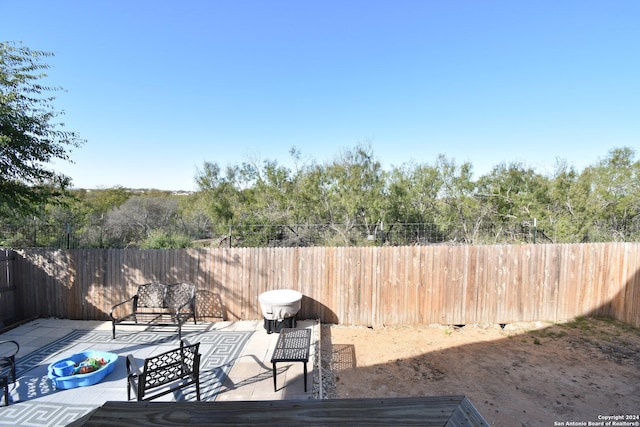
xmin=68 ymin=396 xmax=489 ymax=426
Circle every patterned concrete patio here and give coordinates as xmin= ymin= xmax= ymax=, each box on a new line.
xmin=0 ymin=318 xmax=319 ymax=427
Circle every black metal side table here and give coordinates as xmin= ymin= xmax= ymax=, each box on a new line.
xmin=270 ymin=328 xmax=311 ymax=392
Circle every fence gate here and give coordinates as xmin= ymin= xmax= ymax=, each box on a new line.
xmin=0 ymin=249 xmax=16 ymax=328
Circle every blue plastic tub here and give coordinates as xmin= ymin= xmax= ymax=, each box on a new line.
xmin=52 ymin=359 xmax=76 ymax=377
xmin=47 ymin=351 xmax=118 ymax=389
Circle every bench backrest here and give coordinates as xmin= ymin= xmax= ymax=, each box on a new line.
xmin=142 ymin=341 xmax=200 ymax=391
xmin=136 ymin=283 xmax=196 ymax=309
xmin=165 ymin=283 xmax=195 ymax=309
xmin=137 ymin=283 xmax=166 ymax=308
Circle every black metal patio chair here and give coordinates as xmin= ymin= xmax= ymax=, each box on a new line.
xmin=0 ymin=340 xmax=19 ymax=406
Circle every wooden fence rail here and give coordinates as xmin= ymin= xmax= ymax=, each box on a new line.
xmin=6 ymin=243 xmax=640 ymax=329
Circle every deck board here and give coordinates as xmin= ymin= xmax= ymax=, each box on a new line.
xmin=68 ymin=396 xmax=489 ymax=426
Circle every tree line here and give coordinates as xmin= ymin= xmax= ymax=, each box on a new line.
xmin=2 ymin=144 xmax=639 ymax=248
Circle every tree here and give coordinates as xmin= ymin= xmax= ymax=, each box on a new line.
xmin=544 ymin=159 xmax=584 ymax=242
xmin=195 ymin=161 xmax=243 ymax=225
xmin=104 ymin=196 xmax=181 ymax=247
xmin=434 ymin=155 xmax=483 ymax=243
xmin=319 ymin=144 xmax=387 ymax=245
xmin=387 ymin=162 xmax=440 ymax=223
xmin=0 ymin=41 xmax=83 ymax=217
xmin=578 ymin=147 xmax=640 ymax=241
xmin=476 ymin=162 xmax=551 ymax=240
xmin=383 ymin=162 xmax=444 ymax=244
xmin=75 ymin=187 xmax=132 ymax=217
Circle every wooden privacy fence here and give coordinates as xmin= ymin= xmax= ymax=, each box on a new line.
xmin=7 ymin=243 xmax=640 ymax=328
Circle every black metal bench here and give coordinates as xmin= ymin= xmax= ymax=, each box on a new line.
xmin=271 ymin=328 xmax=311 ymax=392
xmin=110 ymin=283 xmax=197 ymax=339
xmin=126 ymin=338 xmax=201 ymax=401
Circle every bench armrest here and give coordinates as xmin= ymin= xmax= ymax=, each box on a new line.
xmin=110 ymin=295 xmax=138 ymax=321
xmin=126 ymin=354 xmax=142 ymax=376
xmin=174 ymin=298 xmax=195 ymax=321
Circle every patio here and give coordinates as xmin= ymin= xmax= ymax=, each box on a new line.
xmin=0 ymin=318 xmax=319 ymax=427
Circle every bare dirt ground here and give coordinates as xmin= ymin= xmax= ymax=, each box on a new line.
xmin=321 ymin=317 xmax=640 ymax=426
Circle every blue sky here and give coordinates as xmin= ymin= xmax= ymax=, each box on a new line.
xmin=3 ymin=0 xmax=639 ymax=191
